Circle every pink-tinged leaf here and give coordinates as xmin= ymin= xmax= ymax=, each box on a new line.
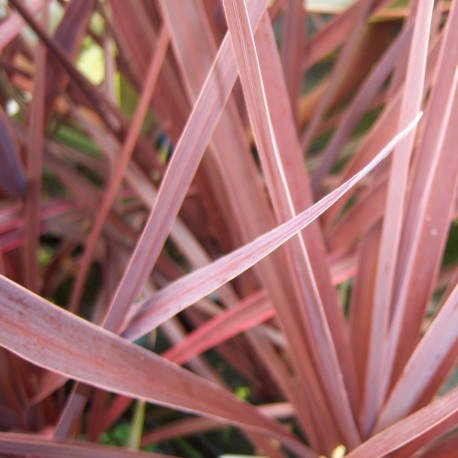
xmin=101 ymin=0 xmax=267 ymax=335
xmin=346 ymin=387 xmax=458 ymax=458
xmin=68 ymin=25 xmax=169 ymax=314
xmin=0 ymin=349 xmax=26 ymax=429
xmin=163 ymin=291 xmax=273 ymax=365
xmin=396 ymin=424 xmax=458 ymax=458
xmin=0 ymin=275 xmax=311 ymax=457
xmin=301 ymin=0 xmax=374 ymax=155
xmin=348 ymin=224 xmax=381 ymax=391
xmin=50 ymin=0 xmax=96 ymax=56
xmin=70 ymin=111 xmax=223 ymax=287
xmin=158 ymin=317 xmax=223 ymax=384
xmin=362 ymin=0 xmax=433 ymax=432
xmin=0 ymin=0 xmax=42 ymax=50
xmin=280 ymin=0 xmax=306 ymax=121
xmin=302 ymin=0 xmax=391 ymax=70
xmin=256 ymin=16 xmax=356 ymax=403
xmin=41 ymin=4 xmax=268 ymax=436
xmin=0 ymin=107 xmax=26 ymax=200
xmin=156 ymin=2 xmax=328 ymax=444
xmin=31 ymin=371 xmax=67 ymax=406
xmin=87 ymin=391 xmax=110 ymax=443
xmin=321 ymin=91 xmax=401 ymax=229
xmin=89 ymin=394 xmax=132 ymax=440
xmin=142 ymin=402 xmax=294 ymax=445
xmin=8 ymin=0 xmax=119 ymax=132
xmin=0 ymin=230 xmax=31 ymax=254
xmin=375 ymin=279 xmax=458 ymax=431
xmin=393 ymin=408 xmax=458 ymax=457
xmin=23 ymin=3 xmax=47 ymax=292
xmin=41 ymin=153 xmax=135 ymax=243
xmin=329 ymin=251 xmax=358 ymax=286
xmin=388 ymin=0 xmax=458 ymax=382
xmin=326 ymin=175 xmax=387 ymax=253
xmin=159 ymin=0 xmax=284 ymax=324
xmin=222 ymin=0 xmax=359 ymax=447
xmin=123 ymin=112 xmax=421 ymax=340
xmin=315 ymin=27 xmax=439 ymax=229
xmin=12 ymin=2 xmax=163 ymax=177
xmin=0 ymin=432 xmax=174 ymax=458
xmin=311 ymin=23 xmax=413 ymax=189
xmin=109 ymin=0 xmax=190 ymax=142
xmin=44 ymin=0 xmax=96 ymax=119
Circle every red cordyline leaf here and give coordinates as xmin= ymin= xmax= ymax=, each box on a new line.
xmin=347 ymin=223 xmax=380 ymax=389
xmin=0 ymin=108 xmax=25 ymax=200
xmin=110 ymin=0 xmax=190 ymax=143
xmin=0 ymin=0 xmax=42 ymax=50
xmin=388 ymin=0 xmax=458 ymax=382
xmin=279 ymin=0 xmax=305 ymax=119
xmin=324 ymin=13 xmax=441 ymax=225
xmin=141 ymin=402 xmax=294 ymax=446
xmin=301 ymin=0 xmax=374 ymax=155
xmin=384 ymin=72 xmax=458 ymax=411
xmin=70 ymin=111 xmax=219 ymax=282
xmin=0 ymin=432 xmax=173 ymax=458
xmin=33 ymin=2 xmax=271 ymax=439
xmin=311 ymin=22 xmax=413 ymax=190
xmin=67 ymin=25 xmax=169 ymax=313
xmin=0 ymin=275 xmax=311 ymax=457
xmin=321 ymin=86 xmax=401 ymax=230
xmin=8 ymin=0 xmax=119 ymax=132
xmin=44 ymin=0 xmax=96 ymax=119
xmin=362 ymin=0 xmax=434 ymax=433
xmin=346 ymin=386 xmax=458 ymax=458
xmin=101 ymin=0 xmax=267 ymax=335
xmin=255 ymin=12 xmax=363 ymax=445
xmin=50 ymin=3 xmax=270 ymax=438
xmin=163 ymin=290 xmax=273 ymax=365
xmin=158 ymin=3 xmax=330 ymax=446
xmin=123 ymin=112 xmax=422 ymax=341
xmin=223 ymin=0 xmax=360 ymax=446
xmin=23 ymin=1 xmax=47 ymax=292
xmin=382 ymin=0 xmax=440 ymax=391
xmin=0 ymin=201 xmax=72 ymax=235
xmin=326 ymin=175 xmax=387 ymax=253
xmin=376 ymin=277 xmax=458 ymax=431
xmin=302 ymin=0 xmax=391 ymax=70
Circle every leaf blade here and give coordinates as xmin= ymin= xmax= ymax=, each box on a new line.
xmin=0 ymin=275 xmax=311 ymax=457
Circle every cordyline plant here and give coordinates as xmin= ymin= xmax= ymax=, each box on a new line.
xmin=0 ymin=0 xmax=457 ymax=456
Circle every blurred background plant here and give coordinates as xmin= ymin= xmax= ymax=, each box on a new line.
xmin=0 ymin=0 xmax=457 ymax=457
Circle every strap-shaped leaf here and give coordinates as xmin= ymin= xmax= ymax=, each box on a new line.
xmin=124 ymin=112 xmax=422 ymax=340
xmin=0 ymin=275 xmax=310 ymax=457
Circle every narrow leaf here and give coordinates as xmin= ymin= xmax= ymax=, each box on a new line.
xmin=123 ymin=112 xmax=422 ymax=340
xmin=101 ymin=0 xmax=267 ymax=334
xmin=375 ymin=280 xmax=458 ymax=431
xmin=362 ymin=0 xmax=433 ymax=432
xmin=0 ymin=275 xmax=310 ymax=457
xmin=23 ymin=2 xmax=47 ymax=292
xmin=163 ymin=291 xmax=273 ymax=365
xmin=44 ymin=0 xmax=96 ymax=119
xmin=223 ymin=0 xmax=360 ymax=446
xmin=0 ymin=107 xmax=26 ymax=200
xmin=68 ymin=26 xmax=169 ymax=313
xmin=388 ymin=0 xmax=458 ymax=381
xmin=0 ymin=431 xmax=173 ymax=458
xmin=347 ymin=387 xmax=458 ymax=458
xmin=0 ymin=0 xmax=42 ymax=50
